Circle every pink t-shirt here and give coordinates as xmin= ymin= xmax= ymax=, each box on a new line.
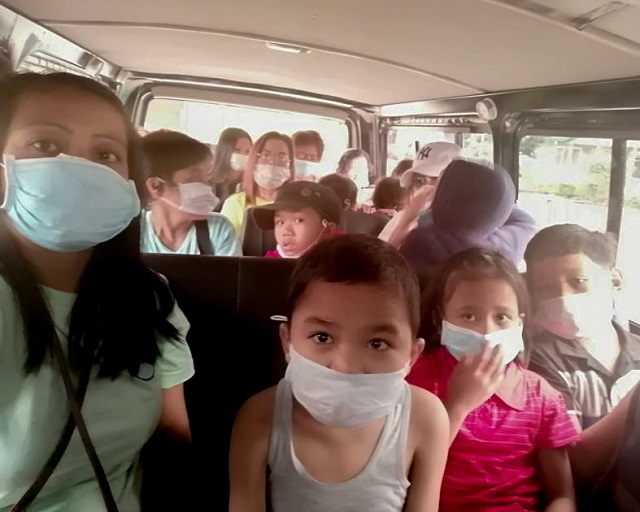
xmin=407 ymin=347 xmax=580 ymax=512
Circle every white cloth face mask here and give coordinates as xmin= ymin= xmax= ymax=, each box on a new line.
xmin=284 ymin=347 xmax=408 ymax=429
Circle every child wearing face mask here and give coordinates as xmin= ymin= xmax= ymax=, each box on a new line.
xmin=407 ymin=247 xmax=579 ymax=512
xmin=253 ymin=182 xmax=343 ymax=258
xmin=140 ymin=130 xmax=240 ymax=256
xmin=525 ymin=224 xmax=640 ymax=430
xmin=229 ymin=235 xmax=450 ymax=512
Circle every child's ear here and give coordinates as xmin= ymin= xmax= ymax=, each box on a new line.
xmin=324 ymin=221 xmax=337 ymax=234
xmin=410 ymin=338 xmax=426 ymax=366
xmin=279 ymin=322 xmax=292 ymax=362
xmin=145 ymin=177 xmax=164 ymax=200
xmin=611 ymin=267 xmax=623 ymax=290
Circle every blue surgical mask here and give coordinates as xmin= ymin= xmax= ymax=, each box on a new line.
xmin=1 ymin=155 xmax=140 ymax=252
xmin=295 ymin=160 xmax=321 ymax=179
xmin=441 ymin=320 xmax=524 ymax=364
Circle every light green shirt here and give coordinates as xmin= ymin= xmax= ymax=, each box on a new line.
xmin=141 ymin=210 xmax=240 ymax=256
xmin=0 ymin=276 xmax=194 ymax=512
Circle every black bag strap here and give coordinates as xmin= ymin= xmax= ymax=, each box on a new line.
xmin=195 ymin=219 xmax=214 ymax=255
xmin=11 ymin=332 xmax=119 ymax=512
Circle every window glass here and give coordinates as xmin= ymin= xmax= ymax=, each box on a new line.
xmin=517 ymin=136 xmax=612 ymax=231
xmin=616 ymin=140 xmax=640 ymax=323
xmin=385 ymin=127 xmax=493 ymax=173
xmin=144 ymin=98 xmax=349 ymax=178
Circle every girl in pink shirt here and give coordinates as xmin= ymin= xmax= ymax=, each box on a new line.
xmin=407 ymin=247 xmax=580 ymax=512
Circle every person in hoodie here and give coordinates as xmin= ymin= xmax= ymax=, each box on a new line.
xmin=399 ymin=159 xmax=537 ymax=276
xmin=253 ymin=182 xmax=343 ymax=258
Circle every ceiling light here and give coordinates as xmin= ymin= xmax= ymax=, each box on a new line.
xmin=265 ymin=42 xmax=311 ymax=54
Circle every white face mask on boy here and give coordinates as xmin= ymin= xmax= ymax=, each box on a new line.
xmin=534 ymin=291 xmax=614 ymax=340
xmin=284 ymin=347 xmax=407 ymax=429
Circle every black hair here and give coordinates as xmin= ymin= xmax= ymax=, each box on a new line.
xmin=421 ymin=247 xmax=531 ymax=363
xmin=292 ymin=130 xmax=325 ymax=159
xmin=372 ymin=177 xmax=405 ymax=210
xmin=391 ymin=159 xmax=413 ymax=179
xmin=285 ymin=234 xmax=421 ymax=336
xmin=142 ymin=129 xmax=212 ymax=182
xmin=210 ymin=127 xmax=252 ymax=184
xmin=318 ymin=174 xmax=358 ymax=209
xmin=524 ymin=223 xmax=617 ymax=269
xmin=0 ymin=72 xmax=179 ymax=378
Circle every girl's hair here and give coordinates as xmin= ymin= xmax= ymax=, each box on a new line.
xmin=210 ymin=127 xmax=252 ymax=184
xmin=421 ymin=247 xmax=531 ymax=362
xmin=0 ymin=72 xmax=179 ymax=378
xmin=336 ymin=148 xmax=373 ymax=178
xmin=242 ymin=131 xmax=295 ymax=206
xmin=372 ymin=177 xmax=405 ymax=210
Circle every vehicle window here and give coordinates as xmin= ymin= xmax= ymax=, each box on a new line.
xmin=517 ymin=135 xmax=612 ymax=231
xmin=385 ymin=126 xmax=493 ymax=173
xmin=144 ymin=98 xmax=349 ymax=177
xmin=616 ymin=140 xmax=640 ymax=324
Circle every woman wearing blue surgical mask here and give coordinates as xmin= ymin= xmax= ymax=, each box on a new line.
xmin=209 ymin=127 xmax=252 ymax=206
xmin=220 ymin=131 xmax=296 ymax=236
xmin=0 ymin=73 xmax=194 ymax=512
xmin=408 ymin=248 xmax=579 ymax=512
xmin=141 ymin=130 xmax=239 ymax=256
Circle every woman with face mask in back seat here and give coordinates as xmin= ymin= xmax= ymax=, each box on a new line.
xmin=209 ymin=127 xmax=252 ymax=207
xmin=220 ymin=131 xmax=296 ymax=237
xmin=141 ymin=130 xmax=240 ymax=256
xmin=0 ymin=72 xmax=194 ymax=512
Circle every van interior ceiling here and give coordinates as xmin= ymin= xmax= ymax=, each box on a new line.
xmin=3 ymin=0 xmax=640 ymax=106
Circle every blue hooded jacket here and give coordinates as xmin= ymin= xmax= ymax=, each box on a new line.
xmin=400 ymin=159 xmax=536 ymax=267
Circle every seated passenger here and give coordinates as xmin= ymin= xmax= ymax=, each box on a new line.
xmin=400 ymin=159 xmax=537 ymax=268
xmin=380 ymin=141 xmax=461 ymax=246
xmin=318 ymin=173 xmax=358 ymax=210
xmin=372 ymin=176 xmax=406 ymax=216
xmin=335 ymin=148 xmax=372 ymax=189
xmin=209 ymin=127 xmax=252 ymax=206
xmin=221 ymin=131 xmax=295 ymax=236
xmin=390 ymin=158 xmax=413 ymax=179
xmin=229 ymin=235 xmax=449 ymax=512
xmin=141 ymin=130 xmax=239 ymax=256
xmin=253 ymin=182 xmax=342 ymax=258
xmin=407 ymin=248 xmax=579 ymax=512
xmin=292 ymin=129 xmax=325 ymax=182
xmin=0 ymin=72 xmax=193 ymax=512
xmin=524 ymin=224 xmax=640 ymax=429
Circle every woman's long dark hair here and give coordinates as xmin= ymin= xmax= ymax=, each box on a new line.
xmin=210 ymin=127 xmax=251 ymax=184
xmin=0 ymin=72 xmax=179 ymax=378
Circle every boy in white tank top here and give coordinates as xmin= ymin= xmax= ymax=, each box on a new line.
xmin=229 ymin=235 xmax=449 ymax=512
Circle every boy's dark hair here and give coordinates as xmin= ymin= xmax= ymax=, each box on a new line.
xmin=421 ymin=247 xmax=531 ymax=362
xmin=286 ymin=235 xmax=421 ymax=335
xmin=524 ymin=224 xmax=617 ymax=269
xmin=292 ymin=130 xmax=325 ymax=159
xmin=142 ymin=130 xmax=212 ymax=182
xmin=319 ymin=174 xmax=358 ymax=209
xmin=372 ymin=177 xmax=405 ymax=210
